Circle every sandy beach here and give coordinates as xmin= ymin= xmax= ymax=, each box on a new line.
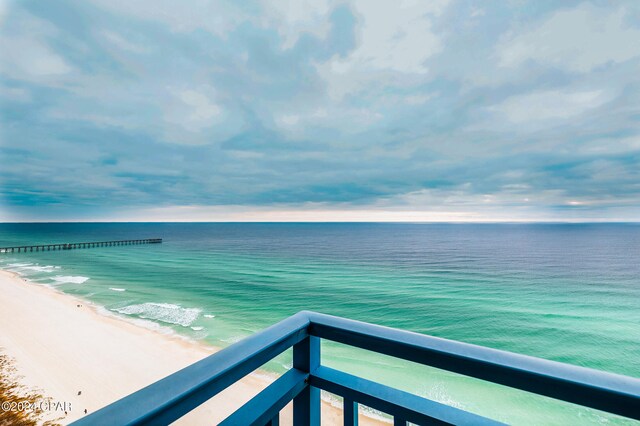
xmin=0 ymin=269 xmax=384 ymax=425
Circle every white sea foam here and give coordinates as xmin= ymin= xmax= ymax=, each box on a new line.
xmin=7 ymin=262 xmax=33 ymax=267
xmin=203 ymin=314 xmax=215 ymax=318
xmin=52 ymin=275 xmax=90 ymax=284
xmin=22 ymin=265 xmax=60 ymax=273
xmin=112 ymin=303 xmax=201 ymax=327
xmin=96 ymin=305 xmax=173 ymax=334
xmin=251 ymin=371 xmax=281 ymax=383
xmin=321 ymin=391 xmax=391 ymax=423
xmin=422 ymin=382 xmax=464 ymax=410
xmin=190 ymin=326 xmax=204 ymax=331
xmin=109 ymin=287 xmax=126 ymax=292
xmin=221 ymin=336 xmax=243 ymax=344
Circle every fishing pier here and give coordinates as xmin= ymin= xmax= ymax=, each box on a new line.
xmin=0 ymin=238 xmax=162 ymax=253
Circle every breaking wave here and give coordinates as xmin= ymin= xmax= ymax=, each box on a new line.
xmin=7 ymin=263 xmax=61 ymax=273
xmin=112 ymin=303 xmax=201 ymax=327
xmin=51 ymin=275 xmax=90 ymax=284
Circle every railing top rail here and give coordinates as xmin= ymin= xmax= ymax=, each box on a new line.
xmin=71 ymin=311 xmax=640 ymax=425
xmin=72 ymin=312 xmax=309 ymax=426
xmin=305 ymin=311 xmax=640 ymax=419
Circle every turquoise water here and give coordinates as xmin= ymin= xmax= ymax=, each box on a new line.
xmin=0 ymin=223 xmax=638 ymax=424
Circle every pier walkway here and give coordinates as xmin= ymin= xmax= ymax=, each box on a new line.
xmin=0 ymin=238 xmax=162 ymax=253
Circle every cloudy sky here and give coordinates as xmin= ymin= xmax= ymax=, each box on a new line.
xmin=1 ymin=0 xmax=639 ymax=222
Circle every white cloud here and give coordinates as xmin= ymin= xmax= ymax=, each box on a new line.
xmin=176 ymin=90 xmax=222 ymax=123
xmin=317 ymin=0 xmax=449 ymax=99
xmin=274 ymin=105 xmax=382 ymax=137
xmin=347 ymin=0 xmax=447 ymax=73
xmin=108 ymin=203 xmax=481 ymax=222
xmin=46 ymin=110 xmax=135 ymax=129
xmin=498 ymin=3 xmax=640 ymax=72
xmin=0 ymin=0 xmax=9 ymax=25
xmin=492 ymin=89 xmax=610 ymax=123
xmin=163 ymin=88 xmax=222 ymax=128
xmin=2 ymin=37 xmax=72 ymax=77
xmin=89 ymin=0 xmax=243 ymax=37
xmin=470 ymin=7 xmax=485 ymax=18
xmin=578 ymin=136 xmax=640 ymax=155
xmin=262 ymin=0 xmax=333 ymax=49
xmin=0 ymin=86 xmax=30 ymax=102
xmin=159 ymin=86 xmax=245 ymax=145
xmin=277 ymin=114 xmax=300 ymax=127
xmin=101 ymin=31 xmax=148 ymax=54
xmin=404 ymin=94 xmax=433 ymax=105
xmin=0 ymin=11 xmax=72 ymax=81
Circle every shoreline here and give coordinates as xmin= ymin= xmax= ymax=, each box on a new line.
xmin=0 ymin=269 xmax=385 ymax=425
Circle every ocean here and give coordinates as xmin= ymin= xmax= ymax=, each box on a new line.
xmin=0 ymin=223 xmax=638 ymax=425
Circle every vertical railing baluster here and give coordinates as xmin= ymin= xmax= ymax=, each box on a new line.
xmin=343 ymin=398 xmax=358 ymax=426
xmin=394 ymin=418 xmax=407 ymax=426
xmin=293 ymin=335 xmax=320 ymax=426
xmin=265 ymin=414 xmax=279 ymax=426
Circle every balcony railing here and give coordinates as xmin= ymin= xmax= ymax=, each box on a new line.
xmin=71 ymin=311 xmax=640 ymax=425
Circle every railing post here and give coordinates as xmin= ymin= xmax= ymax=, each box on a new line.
xmin=394 ymin=417 xmax=407 ymax=426
xmin=293 ymin=335 xmax=320 ymax=426
xmin=265 ymin=414 xmax=279 ymax=426
xmin=344 ymin=399 xmax=358 ymax=426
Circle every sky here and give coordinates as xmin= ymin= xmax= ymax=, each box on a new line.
xmin=0 ymin=0 xmax=639 ymax=222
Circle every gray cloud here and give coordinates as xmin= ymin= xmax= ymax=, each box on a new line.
xmin=0 ymin=0 xmax=639 ymax=221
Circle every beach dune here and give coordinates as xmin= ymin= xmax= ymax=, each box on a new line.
xmin=0 ymin=270 xmax=383 ymax=425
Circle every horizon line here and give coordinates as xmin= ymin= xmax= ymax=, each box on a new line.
xmin=1 ymin=220 xmax=639 ymax=225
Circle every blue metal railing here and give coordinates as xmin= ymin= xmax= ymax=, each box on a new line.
xmin=72 ymin=311 xmax=640 ymax=425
